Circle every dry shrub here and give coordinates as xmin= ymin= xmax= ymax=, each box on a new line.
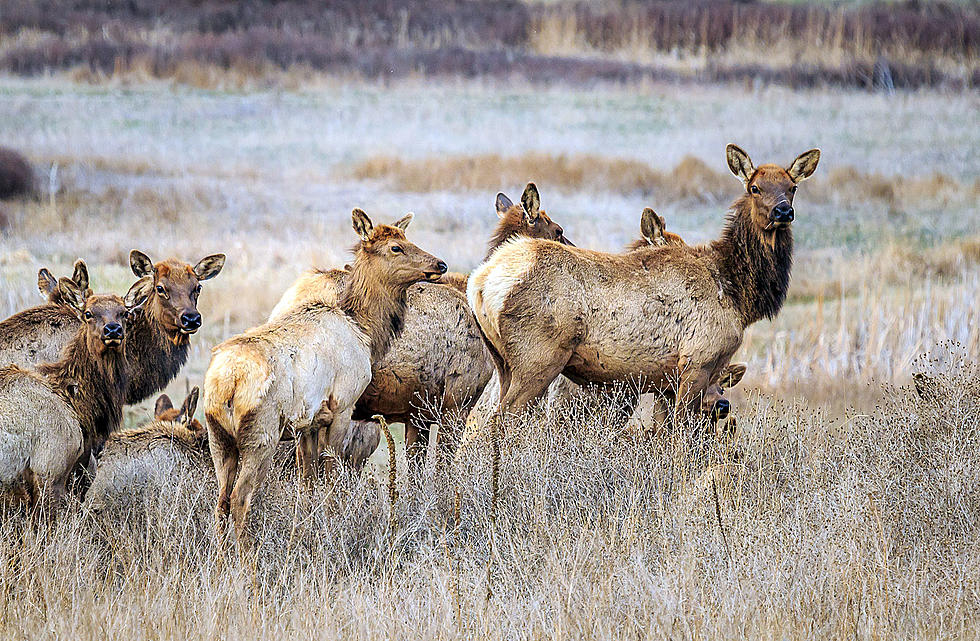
xmin=0 ymin=146 xmax=35 ymax=199
xmin=1 ymin=345 xmax=978 ymax=638
xmin=349 ymin=152 xmax=975 ymax=208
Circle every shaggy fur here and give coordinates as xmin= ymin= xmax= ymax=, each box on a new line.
xmin=468 ymin=146 xmax=819 ymax=422
xmin=205 ymin=210 xmax=444 ymax=545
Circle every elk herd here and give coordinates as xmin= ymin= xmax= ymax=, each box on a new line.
xmin=0 ymin=144 xmax=819 ymax=548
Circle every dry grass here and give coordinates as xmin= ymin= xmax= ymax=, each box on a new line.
xmin=1 ymin=353 xmax=978 ymax=638
xmin=0 ymin=76 xmax=978 ymax=637
xmin=349 ymin=152 xmax=979 ymax=208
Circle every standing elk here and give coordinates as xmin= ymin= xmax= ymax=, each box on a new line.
xmin=0 ymin=260 xmax=92 ymax=369
xmin=204 ymin=209 xmax=446 ymax=545
xmin=270 ymin=183 xmax=573 ymax=464
xmin=0 ymin=279 xmax=145 ymax=514
xmin=468 ymin=145 xmax=819 ymax=425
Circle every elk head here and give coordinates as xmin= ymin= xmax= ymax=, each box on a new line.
xmin=493 ymin=182 xmax=574 ymax=248
xmin=130 ymin=250 xmax=225 ymax=339
xmin=59 ymin=277 xmax=148 ymax=356
xmin=351 ymin=209 xmax=447 ymax=286
xmin=639 ymin=208 xmax=685 ymax=248
xmin=155 ymin=386 xmax=204 ymax=438
xmin=727 ymin=144 xmax=820 ymax=232
xmin=702 ymin=362 xmax=747 ymax=425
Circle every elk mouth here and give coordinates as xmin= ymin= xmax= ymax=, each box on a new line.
xmin=102 ymin=337 xmax=123 ymax=348
xmin=178 ymin=327 xmax=199 ymax=335
xmin=424 ymin=271 xmax=443 ymax=282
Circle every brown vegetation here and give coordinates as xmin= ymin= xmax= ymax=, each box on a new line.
xmin=350 ymin=152 xmax=977 ymax=208
xmin=0 ymin=0 xmax=975 ymax=89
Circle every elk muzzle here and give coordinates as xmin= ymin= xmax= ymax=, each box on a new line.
xmin=425 ymin=260 xmax=448 ymax=282
xmin=102 ymin=322 xmax=124 ymax=346
xmin=710 ymin=398 xmax=731 ymax=422
xmin=771 ymin=202 xmax=794 ymax=226
xmin=178 ymin=310 xmax=202 ymax=334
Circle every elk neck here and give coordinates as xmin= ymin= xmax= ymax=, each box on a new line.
xmin=338 ymin=257 xmax=410 ymax=363
xmin=711 ymin=194 xmax=794 ymax=327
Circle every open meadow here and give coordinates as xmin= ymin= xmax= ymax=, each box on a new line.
xmin=1 ymin=51 xmax=979 ymax=641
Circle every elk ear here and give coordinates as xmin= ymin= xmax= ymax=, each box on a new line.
xmin=154 ymin=394 xmax=174 ymax=418
xmin=37 ymin=268 xmax=57 ymax=299
xmin=720 ymin=362 xmax=747 ymax=389
xmin=72 ymin=259 xmax=90 ymax=294
xmin=726 ymin=144 xmax=755 ymax=187
xmin=787 ymin=149 xmax=821 ymax=183
xmin=640 ymin=208 xmax=667 ymax=246
xmin=392 ymin=212 xmax=414 ymax=231
xmin=193 ymin=254 xmax=225 ymax=281
xmin=352 ymin=208 xmax=374 ymax=241
xmin=177 ymin=387 xmax=199 ymax=425
xmin=521 ymin=182 xmax=540 ymax=222
xmin=130 ymin=250 xmax=154 ymax=278
xmin=495 ymin=193 xmax=514 ymax=218
xmin=57 ymin=277 xmax=85 ymax=314
xmin=124 ymin=276 xmax=152 ymax=311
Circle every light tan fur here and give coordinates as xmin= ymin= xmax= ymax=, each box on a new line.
xmin=205 ymin=210 xmax=444 ymax=545
xmin=468 ymin=146 xmax=819 ymax=424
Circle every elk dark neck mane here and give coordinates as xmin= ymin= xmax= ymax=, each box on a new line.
xmin=338 ymin=257 xmax=409 ymax=363
xmin=712 ymin=194 xmax=793 ymax=326
xmin=486 ymin=211 xmax=528 ymax=260
xmin=37 ymin=338 xmax=127 ymax=448
xmin=124 ymin=309 xmax=189 ymax=404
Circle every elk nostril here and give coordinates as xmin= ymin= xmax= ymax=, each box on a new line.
xmin=437 ymin=261 xmax=448 ymax=274
xmin=180 ymin=312 xmax=202 ymax=328
xmin=103 ymin=323 xmax=123 ymax=338
xmin=715 ymin=399 xmax=731 ymax=419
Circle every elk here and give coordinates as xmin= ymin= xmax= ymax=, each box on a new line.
xmin=0 ymin=252 xmax=224 ymax=405
xmin=204 ymin=209 xmax=446 ymax=544
xmin=269 ymin=184 xmax=573 ymax=463
xmin=0 ymin=260 xmax=92 ymax=369
xmin=0 ymin=279 xmax=144 ymax=514
xmin=468 ymin=145 xmax=819 ymax=425
xmin=125 ymin=251 xmax=225 ymax=403
xmin=86 ymin=388 xmax=207 ymax=511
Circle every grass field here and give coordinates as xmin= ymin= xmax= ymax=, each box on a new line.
xmin=0 ymin=74 xmax=978 ymax=638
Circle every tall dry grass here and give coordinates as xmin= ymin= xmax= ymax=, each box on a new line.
xmin=1 ymin=349 xmax=977 ymax=639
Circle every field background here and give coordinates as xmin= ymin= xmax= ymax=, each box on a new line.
xmin=0 ymin=1 xmax=978 ymax=639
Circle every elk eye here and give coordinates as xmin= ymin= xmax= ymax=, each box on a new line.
xmin=194 ymin=284 xmax=202 ymax=295
xmin=750 ymin=185 xmax=761 ymax=195
xmin=789 ymin=185 xmax=797 ymax=194
xmin=83 ymin=310 xmax=93 ymax=320
xmin=155 ymin=285 xmax=166 ymax=295
xmin=391 ymin=245 xmax=403 ymax=253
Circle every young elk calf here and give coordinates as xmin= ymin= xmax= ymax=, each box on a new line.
xmin=205 ymin=210 xmax=445 ymax=544
xmin=86 ymin=388 xmax=208 ymax=512
xmin=469 ymin=145 xmax=819 ymax=426
xmin=0 ymin=279 xmax=144 ymax=514
xmin=270 ymin=184 xmax=573 ymax=463
xmin=0 ymin=260 xmax=92 ymax=369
